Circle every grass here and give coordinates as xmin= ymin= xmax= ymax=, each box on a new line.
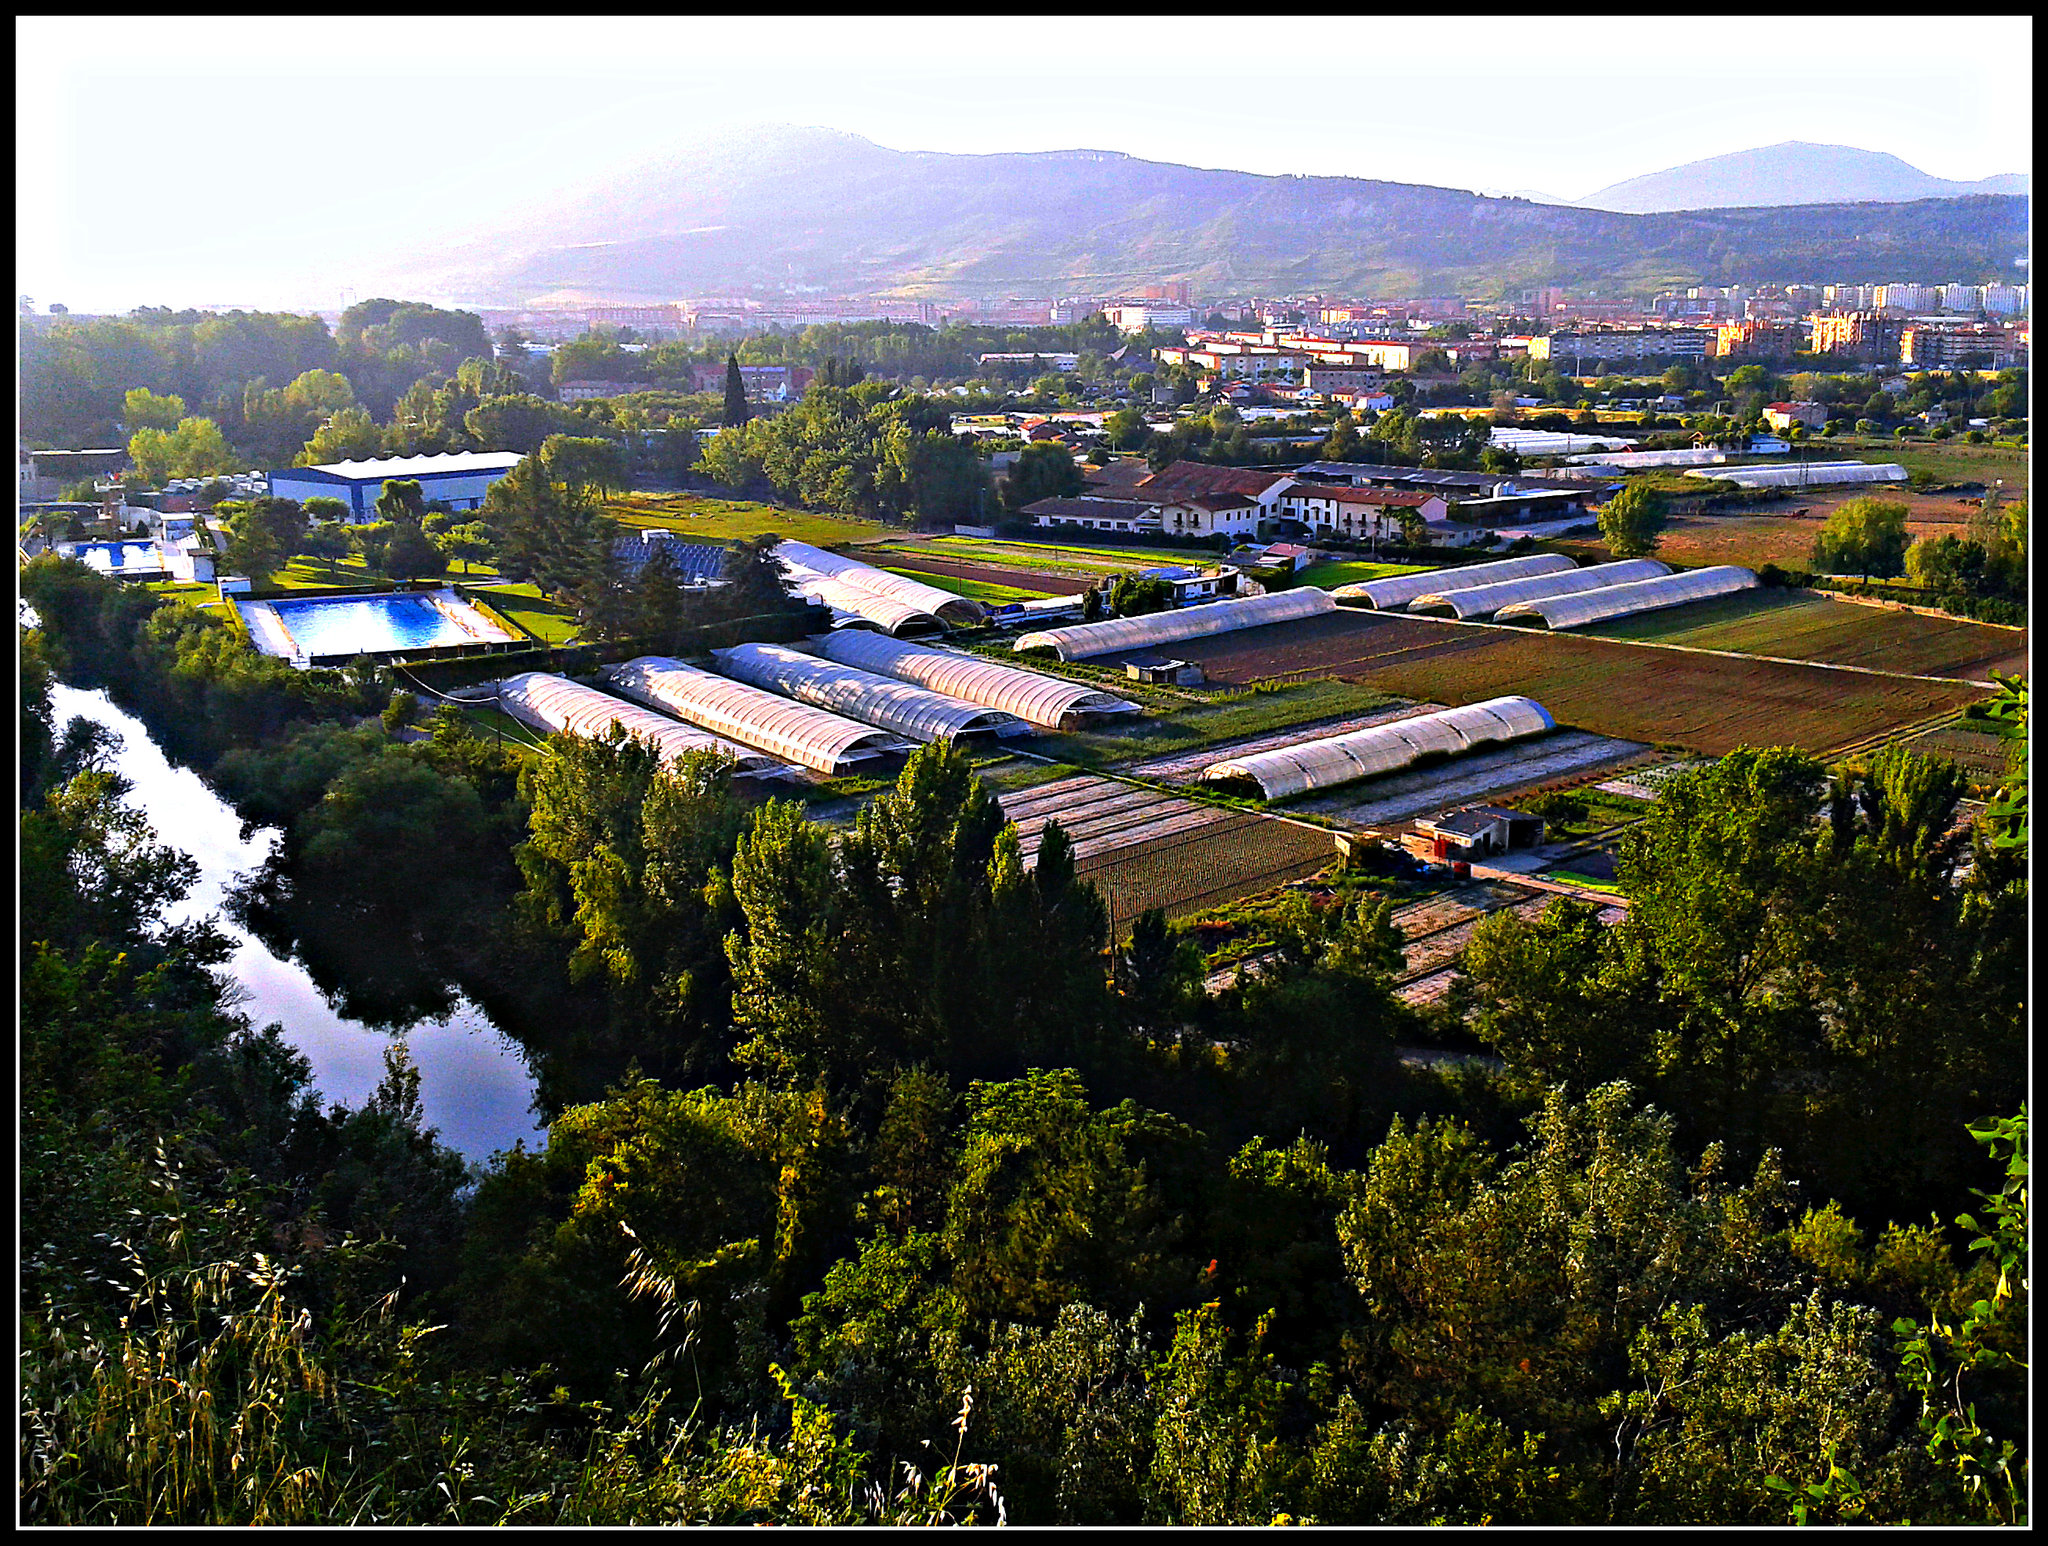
xmin=879 ymin=535 xmax=1221 ymax=573
xmin=468 ymin=582 xmax=582 ymax=644
xmin=1543 ymin=868 xmax=1624 ymax=894
xmin=144 ymin=581 xmax=222 ymax=607
xmin=1579 ymin=588 xmax=2026 ymax=680
xmin=1293 ymin=559 xmax=1431 ymax=588
xmin=1823 ymin=434 xmax=2029 ymax=497
xmin=1026 ymin=677 xmax=1402 ymax=769
xmin=605 ymin=491 xmax=892 ymax=546
xmin=882 ymin=567 xmax=1051 ymax=603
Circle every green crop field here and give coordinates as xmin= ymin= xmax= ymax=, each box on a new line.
xmin=1579 ymin=588 xmax=2028 ymax=681
xmin=877 ymin=535 xmax=1210 ymax=573
xmin=608 ymin=492 xmax=891 ymax=546
xmin=881 ymin=567 xmax=1050 ymax=602
xmin=1293 ymin=560 xmax=1431 ymax=588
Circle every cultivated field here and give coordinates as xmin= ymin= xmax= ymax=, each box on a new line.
xmin=993 ymin=772 xmax=1337 ymax=928
xmin=608 ymin=492 xmax=890 ymax=546
xmin=880 ymin=567 xmax=1052 ymax=603
xmin=1581 ymin=588 xmax=2028 ymax=681
xmin=1894 ymin=718 xmax=2014 ymax=782
xmin=871 ymin=535 xmax=1215 ymax=576
xmin=881 ymin=556 xmax=1083 ymax=595
xmin=1293 ymin=559 xmax=1430 ymax=587
xmin=1084 ymin=610 xmax=1987 ymax=755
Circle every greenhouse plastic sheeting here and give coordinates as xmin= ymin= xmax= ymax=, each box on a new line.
xmin=1406 ymin=558 xmax=1670 ymax=619
xmin=1202 ymin=695 xmax=1555 ymax=799
xmin=1013 ymin=588 xmax=1334 ymax=660
xmin=788 ymin=572 xmax=946 ymax=636
xmin=713 ymin=643 xmax=1029 ymax=740
xmin=497 ymin=672 xmax=782 ymax=774
xmin=1331 ymin=553 xmax=1576 ymax=609
xmin=1685 ymin=462 xmax=1907 ymax=489
xmin=812 ymin=631 xmax=1139 ymax=729
xmin=602 ymin=656 xmax=911 ymax=775
xmin=775 ymin=539 xmax=986 ymax=625
xmin=1494 ymin=565 xmax=1758 ymax=628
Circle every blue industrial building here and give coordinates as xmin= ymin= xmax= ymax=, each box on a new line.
xmin=267 ymin=451 xmax=526 ymax=522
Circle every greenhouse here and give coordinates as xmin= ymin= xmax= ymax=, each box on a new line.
xmin=775 ymin=540 xmax=987 ymax=626
xmin=602 ymin=656 xmax=912 ymax=776
xmin=1494 ymin=565 xmax=1759 ymax=628
xmin=713 ymin=643 xmax=1030 ymax=741
xmin=793 ymin=573 xmax=947 ymax=636
xmin=812 ymin=631 xmax=1140 ymax=729
xmin=497 ymin=672 xmax=783 ymax=774
xmin=1203 ymin=695 xmax=1555 ymax=799
xmin=1406 ymin=558 xmax=1670 ymax=619
xmin=1013 ymin=588 xmax=1335 ymax=661
xmin=1330 ymin=553 xmax=1575 ymax=609
xmin=1686 ymin=461 xmax=1907 ymax=489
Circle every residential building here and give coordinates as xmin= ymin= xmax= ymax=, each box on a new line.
xmin=1824 ymin=284 xmax=1877 ymax=311
xmin=1873 ymin=283 xmax=1938 ymax=314
xmin=1711 ymin=320 xmax=1803 ymax=359
xmin=1809 ymin=312 xmax=1903 ymax=360
xmin=1020 ymin=496 xmax=1161 ymax=534
xmin=587 ymin=304 xmax=685 ymax=330
xmin=686 ymin=363 xmax=816 ymax=401
xmin=1153 ymin=490 xmax=1263 ymax=538
xmin=1273 ymin=482 xmax=1446 ymax=541
xmin=1763 ymin=401 xmax=1828 ymax=432
xmin=1981 ymin=284 xmax=2028 ymax=316
xmin=557 ymin=379 xmax=646 ymax=402
xmin=1105 ymin=303 xmax=1194 ymax=333
xmin=1302 ymin=364 xmax=1386 ymax=395
xmin=1941 ymin=284 xmax=1984 ymax=313
xmin=267 ymin=450 xmax=526 ymax=521
xmin=1526 ymin=328 xmax=1711 ymax=365
xmin=979 ymin=352 xmax=1080 ymax=372
xmin=1900 ymin=323 xmax=2025 ymax=369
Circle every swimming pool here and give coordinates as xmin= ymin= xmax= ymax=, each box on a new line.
xmin=60 ymin=540 xmax=167 ymax=575
xmin=257 ymin=591 xmax=515 ymax=660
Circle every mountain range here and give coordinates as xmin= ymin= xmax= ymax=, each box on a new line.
xmin=373 ymin=127 xmax=2029 ymax=307
xmin=1576 ymin=141 xmax=2028 ymax=213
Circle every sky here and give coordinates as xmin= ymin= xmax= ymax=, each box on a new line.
xmin=17 ymin=14 xmax=2034 ymax=314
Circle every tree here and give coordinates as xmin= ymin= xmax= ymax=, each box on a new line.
xmin=1321 ymin=410 xmax=1362 ymax=462
xmin=1004 ymin=440 xmax=1083 ymax=511
xmin=435 ymin=522 xmax=494 ymax=576
xmin=374 ymin=478 xmax=428 ymax=525
xmin=298 ymin=405 xmax=384 ymax=465
xmin=299 ymin=521 xmax=352 ymax=576
xmin=377 ymin=520 xmax=448 ymax=582
xmin=1597 ymin=484 xmax=1669 ymax=558
xmin=724 ymin=354 xmax=753 ymax=427
xmin=1812 ymin=497 xmax=1910 ymax=580
xmin=122 ymin=386 xmax=186 ymax=431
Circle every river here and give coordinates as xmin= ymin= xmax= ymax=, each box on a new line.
xmin=46 ymin=683 xmax=547 ymax=1164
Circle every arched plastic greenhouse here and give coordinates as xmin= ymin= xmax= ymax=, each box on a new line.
xmin=713 ymin=643 xmax=1029 ymax=741
xmin=1685 ymin=462 xmax=1907 ymax=490
xmin=775 ymin=540 xmax=987 ymax=626
xmin=1406 ymin=558 xmax=1670 ymax=619
xmin=1330 ymin=553 xmax=1576 ymax=609
xmin=497 ymin=672 xmax=782 ymax=774
xmin=1202 ymin=696 xmax=1555 ymax=799
xmin=602 ymin=656 xmax=912 ymax=775
xmin=1493 ymin=565 xmax=1759 ymax=628
xmin=812 ymin=631 xmax=1140 ymax=729
xmin=792 ymin=572 xmax=947 ymax=636
xmin=1013 ymin=588 xmax=1334 ymax=660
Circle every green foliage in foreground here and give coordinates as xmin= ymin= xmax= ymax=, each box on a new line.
xmin=18 ymin=579 xmax=2029 ymax=1524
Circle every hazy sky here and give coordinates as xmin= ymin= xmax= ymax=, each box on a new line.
xmin=18 ymin=14 xmax=2033 ymax=313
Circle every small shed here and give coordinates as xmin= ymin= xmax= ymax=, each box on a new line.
xmin=1125 ymin=657 xmax=1205 ymax=686
xmin=1405 ymin=804 xmax=1545 ymax=861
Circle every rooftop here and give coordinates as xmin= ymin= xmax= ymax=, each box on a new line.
xmin=288 ymin=450 xmax=527 ymax=480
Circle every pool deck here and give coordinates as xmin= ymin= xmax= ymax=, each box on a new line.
xmin=237 ymin=599 xmax=302 ymax=658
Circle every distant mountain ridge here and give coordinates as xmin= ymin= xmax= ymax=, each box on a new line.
xmin=374 ymin=126 xmax=2030 ymax=307
xmin=1577 ymin=141 xmax=2028 ymax=213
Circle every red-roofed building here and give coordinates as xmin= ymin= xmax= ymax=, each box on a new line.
xmin=1274 ymin=482 xmax=1448 ymax=539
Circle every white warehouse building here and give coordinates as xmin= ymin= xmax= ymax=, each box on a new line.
xmin=267 ymin=450 xmax=527 ymax=522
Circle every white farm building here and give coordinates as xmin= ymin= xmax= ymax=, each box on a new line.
xmin=268 ymin=451 xmax=526 ymax=521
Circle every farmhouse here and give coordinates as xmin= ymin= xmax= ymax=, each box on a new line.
xmin=1274 ymin=482 xmax=1447 ymax=540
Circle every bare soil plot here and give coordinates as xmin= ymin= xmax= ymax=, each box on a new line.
xmin=880 ymin=556 xmax=1087 ymax=595
xmin=1897 ymin=720 xmax=2014 ymax=782
xmin=1580 ymin=588 xmax=2027 ymax=681
xmin=1094 ymin=610 xmax=1987 ymax=756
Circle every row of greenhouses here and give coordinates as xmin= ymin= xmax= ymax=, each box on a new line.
xmin=775 ymin=540 xmax=986 ymax=634
xmin=1014 ymin=587 xmax=1334 ymax=660
xmin=1495 ymin=565 xmax=1758 ymax=627
xmin=1203 ymin=696 xmax=1556 ymax=799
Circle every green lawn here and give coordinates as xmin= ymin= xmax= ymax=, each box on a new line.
xmin=883 ymin=567 xmax=1051 ymax=603
xmin=1294 ymin=560 xmax=1431 ymax=588
xmin=144 ymin=581 xmax=223 ymax=607
xmin=468 ymin=582 xmax=581 ymax=644
xmin=606 ymin=492 xmax=891 ymax=546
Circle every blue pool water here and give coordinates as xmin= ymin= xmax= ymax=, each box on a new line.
xmin=270 ymin=593 xmax=476 ymax=657
xmin=65 ymin=540 xmax=164 ymax=573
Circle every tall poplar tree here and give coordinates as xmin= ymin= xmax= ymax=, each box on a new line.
xmin=723 ymin=353 xmax=752 ymax=427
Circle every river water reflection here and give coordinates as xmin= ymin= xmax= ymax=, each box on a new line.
xmin=47 ymin=684 xmax=547 ymax=1164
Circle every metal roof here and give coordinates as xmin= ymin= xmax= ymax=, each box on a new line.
xmin=1329 ymin=553 xmax=1576 ymax=609
xmin=812 ymin=630 xmax=1139 ymax=730
xmin=1013 ymin=587 xmax=1335 ymax=660
xmin=497 ymin=672 xmax=782 ymax=774
xmin=1202 ymin=695 xmax=1555 ymax=799
xmin=1494 ymin=565 xmax=1759 ymax=628
xmin=284 ymin=451 xmax=526 ymax=481
xmin=775 ymin=540 xmax=986 ymax=626
xmin=713 ymin=643 xmax=1029 ymax=741
xmin=1406 ymin=558 xmax=1670 ymax=619
xmin=602 ymin=655 xmax=911 ymax=775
